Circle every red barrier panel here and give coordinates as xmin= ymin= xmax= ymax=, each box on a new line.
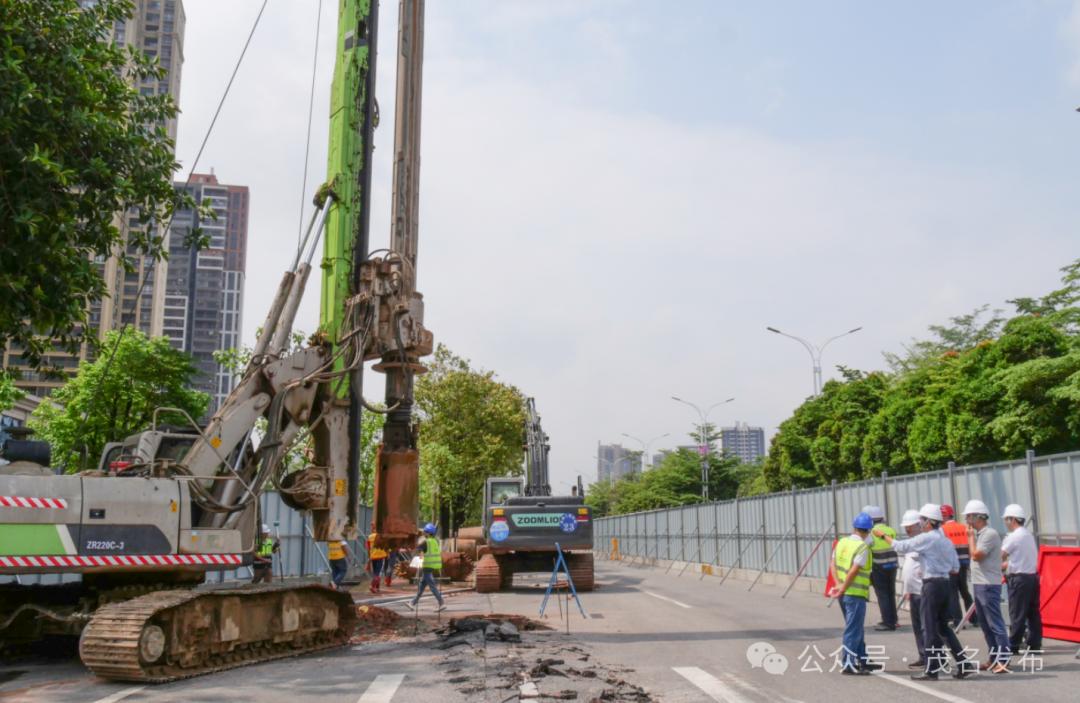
xmin=1038 ymin=546 xmax=1080 ymax=643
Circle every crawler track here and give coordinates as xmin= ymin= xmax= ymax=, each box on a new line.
xmin=79 ymin=584 xmax=356 ymax=683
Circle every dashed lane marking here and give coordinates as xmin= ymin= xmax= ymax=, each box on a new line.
xmin=873 ymin=672 xmax=975 ymax=703
xmin=356 ymin=673 xmax=405 ymax=703
xmin=91 ymin=687 xmax=145 ymax=703
xmin=673 ymin=667 xmax=752 ymax=703
xmin=643 ymin=590 xmax=692 ymax=609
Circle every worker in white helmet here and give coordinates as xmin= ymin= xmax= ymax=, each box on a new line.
xmin=874 ymin=503 xmax=973 ymax=681
xmin=1000 ymin=504 xmax=1042 ymax=656
xmin=963 ymin=499 xmax=1010 ymax=672
xmin=252 ymin=523 xmax=280 ymax=584
xmin=862 ymin=505 xmax=899 ymax=631
xmin=898 ymin=509 xmax=927 ymax=670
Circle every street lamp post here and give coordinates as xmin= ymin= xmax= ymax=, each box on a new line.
xmin=621 ymin=432 xmax=670 ymax=471
xmin=766 ymin=326 xmax=862 ymax=396
xmin=670 ymin=397 xmax=734 ymax=501
xmin=594 ymin=455 xmax=631 ymax=487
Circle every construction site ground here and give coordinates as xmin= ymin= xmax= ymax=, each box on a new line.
xmin=2 ymin=560 xmax=1077 ymax=703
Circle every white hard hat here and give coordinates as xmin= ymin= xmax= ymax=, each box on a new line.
xmin=1002 ymin=504 xmax=1027 ymax=520
xmin=861 ymin=505 xmax=885 ymax=520
xmin=262 ymin=523 xmax=271 ymax=532
xmin=900 ymin=509 xmax=922 ymax=527
xmin=962 ymin=499 xmax=989 ymax=517
xmin=918 ymin=503 xmax=943 ymax=522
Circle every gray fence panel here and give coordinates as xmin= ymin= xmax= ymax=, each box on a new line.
xmin=795 ymin=487 xmax=834 ymax=579
xmin=953 ymin=459 xmax=1030 ymax=538
xmin=716 ymin=501 xmax=739 ymax=567
xmin=763 ymin=493 xmax=795 ymax=574
xmin=737 ymin=497 xmax=765 ymax=570
xmin=836 ymin=478 xmax=883 ymax=529
xmin=1034 ymin=453 xmax=1080 ymax=545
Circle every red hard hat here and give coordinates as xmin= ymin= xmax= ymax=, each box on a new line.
xmin=941 ymin=504 xmax=955 ymax=520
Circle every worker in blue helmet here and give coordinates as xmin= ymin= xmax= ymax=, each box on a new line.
xmin=829 ymin=512 xmax=881 ymax=675
xmin=407 ymin=523 xmax=445 ymax=612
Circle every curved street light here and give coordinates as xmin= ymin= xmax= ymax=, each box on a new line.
xmin=670 ymin=396 xmax=735 ymax=500
xmin=766 ymin=326 xmax=862 ymax=396
xmin=621 ymin=432 xmax=670 ymax=471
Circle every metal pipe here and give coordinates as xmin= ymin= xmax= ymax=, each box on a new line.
xmin=782 ymin=524 xmax=834 ymax=599
xmin=719 ymin=523 xmax=764 ymax=586
xmin=748 ymin=524 xmax=796 ymax=591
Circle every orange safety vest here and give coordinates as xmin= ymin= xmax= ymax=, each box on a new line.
xmin=943 ymin=521 xmax=970 ymax=563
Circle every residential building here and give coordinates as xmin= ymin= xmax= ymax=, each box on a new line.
xmin=720 ymin=422 xmax=766 ymax=464
xmin=5 ymin=1 xmax=186 ymax=398
xmin=165 ymin=173 xmax=249 ymax=412
xmin=596 ymin=442 xmax=643 ymax=484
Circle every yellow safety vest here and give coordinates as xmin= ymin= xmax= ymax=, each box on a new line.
xmin=422 ymin=536 xmax=441 ymax=570
xmin=870 ymin=524 xmax=898 ymax=568
xmin=257 ymin=537 xmax=275 ymax=559
xmin=368 ymin=532 xmax=388 ymax=560
xmin=328 ymin=541 xmax=346 ymax=561
xmin=834 ymin=536 xmax=873 ymax=599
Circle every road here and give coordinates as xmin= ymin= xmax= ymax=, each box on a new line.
xmin=2 ymin=560 xmax=1077 ymax=702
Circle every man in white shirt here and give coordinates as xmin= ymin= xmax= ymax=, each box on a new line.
xmin=898 ymin=509 xmax=926 ymax=669
xmin=1000 ymin=503 xmax=1041 ymax=654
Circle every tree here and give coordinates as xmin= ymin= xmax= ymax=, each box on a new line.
xmin=0 ymin=373 xmax=24 ymax=413
xmin=764 ymin=259 xmax=1080 ymax=489
xmin=1 ymin=0 xmax=196 ymax=370
xmin=415 ymin=344 xmax=526 ymax=530
xmin=29 ymin=330 xmax=208 ymax=470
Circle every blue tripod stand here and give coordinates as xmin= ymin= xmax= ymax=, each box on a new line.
xmin=539 ymin=542 xmax=587 ymax=620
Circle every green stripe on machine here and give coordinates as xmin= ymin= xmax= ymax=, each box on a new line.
xmin=0 ymin=524 xmax=71 ymax=556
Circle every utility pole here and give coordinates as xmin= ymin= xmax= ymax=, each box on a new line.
xmin=765 ymin=326 xmax=862 ymax=396
xmin=671 ymin=397 xmax=734 ymax=501
xmin=621 ymin=432 xmax=670 ymax=471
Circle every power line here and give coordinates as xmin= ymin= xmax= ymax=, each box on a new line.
xmin=297 ymin=0 xmax=324 ymax=253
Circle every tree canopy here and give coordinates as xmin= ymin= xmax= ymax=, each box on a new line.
xmin=29 ymin=329 xmax=209 ymax=470
xmin=415 ymin=344 xmax=526 ymax=530
xmin=763 ymin=259 xmax=1080 ymax=490
xmin=0 ymin=0 xmax=194 ymax=369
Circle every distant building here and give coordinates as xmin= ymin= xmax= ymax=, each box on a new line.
xmin=720 ymin=422 xmax=766 ymax=463
xmin=596 ymin=442 xmax=643 ymax=483
xmin=651 ymin=450 xmax=672 ymax=468
xmin=164 ymin=173 xmax=249 ymax=412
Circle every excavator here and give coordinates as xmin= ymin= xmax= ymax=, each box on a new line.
xmin=0 ymin=0 xmax=430 ymax=682
xmin=468 ymin=398 xmax=594 ymax=593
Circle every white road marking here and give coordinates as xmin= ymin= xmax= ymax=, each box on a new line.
xmin=643 ymin=590 xmax=691 ymax=609
xmin=91 ymin=687 xmax=145 ymax=703
xmin=873 ymin=672 xmax=975 ymax=703
xmin=673 ymin=667 xmax=752 ymax=703
xmin=356 ymin=673 xmax=405 ymax=703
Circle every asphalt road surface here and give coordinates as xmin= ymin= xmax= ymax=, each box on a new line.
xmin=2 ymin=560 xmax=1077 ymax=702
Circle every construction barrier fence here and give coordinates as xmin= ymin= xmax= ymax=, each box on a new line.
xmin=593 ymin=448 xmax=1080 ymax=583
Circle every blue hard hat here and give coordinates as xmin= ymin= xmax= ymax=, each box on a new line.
xmin=423 ymin=522 xmax=437 ymax=535
xmin=853 ymin=512 xmax=874 ymax=530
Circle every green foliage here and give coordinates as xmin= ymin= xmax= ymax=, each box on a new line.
xmin=585 ymin=433 xmax=744 ymax=516
xmin=763 ymin=260 xmax=1080 ymax=490
xmin=29 ymin=330 xmax=208 ymax=471
xmin=0 ymin=0 xmax=196 ymax=370
xmin=0 ymin=373 xmax=24 ymax=412
xmin=415 ymin=344 xmax=526 ymax=528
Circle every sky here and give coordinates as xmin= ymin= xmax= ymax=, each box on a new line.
xmin=174 ymin=1 xmax=1080 ymax=493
